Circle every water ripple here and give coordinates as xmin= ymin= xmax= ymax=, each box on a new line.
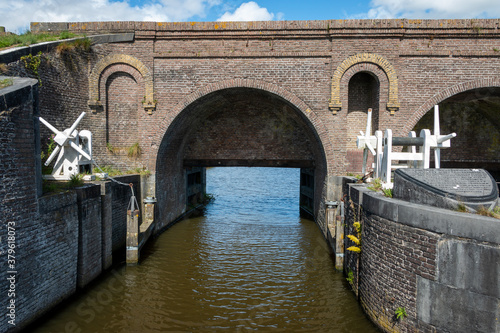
xmin=32 ymin=167 xmax=379 ymax=333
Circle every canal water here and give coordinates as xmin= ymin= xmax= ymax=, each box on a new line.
xmin=32 ymin=167 xmax=380 ymax=332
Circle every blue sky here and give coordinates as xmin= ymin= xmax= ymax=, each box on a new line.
xmin=1 ymin=0 xmax=500 ymax=33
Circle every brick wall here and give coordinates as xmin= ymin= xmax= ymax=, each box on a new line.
xmin=0 ymin=77 xmax=150 ymax=331
xmin=0 ymin=78 xmax=81 ymax=332
xmin=75 ymin=184 xmax=103 ymax=288
xmin=100 ymin=182 xmax=113 ymax=270
xmin=344 ymin=183 xmax=500 ymax=333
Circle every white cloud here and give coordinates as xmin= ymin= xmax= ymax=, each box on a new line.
xmin=0 ymin=0 xmax=221 ymax=33
xmin=217 ymin=1 xmax=276 ymax=21
xmin=356 ymin=0 xmax=500 ymax=19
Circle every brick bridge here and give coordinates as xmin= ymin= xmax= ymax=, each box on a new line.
xmin=25 ymin=19 xmax=500 ymax=229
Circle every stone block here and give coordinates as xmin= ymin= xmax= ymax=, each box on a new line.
xmin=417 ymin=276 xmax=500 ymax=333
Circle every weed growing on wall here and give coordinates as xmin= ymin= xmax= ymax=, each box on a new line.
xmin=347 ymin=200 xmax=362 ymax=254
xmin=394 ymin=307 xmax=407 ymax=321
xmin=40 ymin=135 xmax=56 ymax=174
xmin=20 ymin=51 xmax=44 ymax=86
xmin=127 ymin=142 xmax=142 ymax=159
xmin=476 ymin=205 xmax=500 ymax=219
xmin=68 ymin=174 xmax=84 ymax=188
xmin=367 ymin=178 xmax=393 ymax=197
xmin=55 ymin=38 xmax=91 ymax=55
xmin=346 ymin=269 xmax=354 ymax=285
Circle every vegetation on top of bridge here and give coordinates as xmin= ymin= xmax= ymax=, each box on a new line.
xmin=0 ymin=31 xmax=82 ymax=51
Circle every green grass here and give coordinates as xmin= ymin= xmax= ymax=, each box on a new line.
xmin=42 ymin=174 xmax=84 ymax=194
xmin=95 ymin=165 xmax=151 ymax=177
xmin=0 ymin=31 xmax=79 ymax=50
xmin=0 ymin=78 xmax=13 ymax=89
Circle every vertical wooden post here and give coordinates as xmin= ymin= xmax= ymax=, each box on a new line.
xmin=126 ymin=209 xmax=140 ymax=264
xmin=335 ymin=201 xmax=345 ymax=270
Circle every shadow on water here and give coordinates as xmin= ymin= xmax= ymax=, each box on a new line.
xmin=28 ymin=167 xmax=380 ymax=333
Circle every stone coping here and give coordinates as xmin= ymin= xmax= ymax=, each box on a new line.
xmin=30 ymin=19 xmax=500 ymax=33
xmin=348 ymin=183 xmax=500 ymax=245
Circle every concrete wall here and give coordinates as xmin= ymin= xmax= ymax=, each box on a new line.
xmin=344 ymin=183 xmax=500 ymax=333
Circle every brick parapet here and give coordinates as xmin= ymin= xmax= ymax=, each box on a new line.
xmin=31 ymin=19 xmax=500 ymax=36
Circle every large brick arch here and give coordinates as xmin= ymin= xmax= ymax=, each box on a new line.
xmin=403 ymin=77 xmax=500 ymax=134
xmin=152 ymin=78 xmax=334 ymax=172
xmin=87 ymin=54 xmax=156 ymax=113
xmin=329 ymin=53 xmax=400 ymax=114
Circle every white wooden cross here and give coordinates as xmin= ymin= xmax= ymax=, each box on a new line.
xmin=39 ymin=112 xmax=93 ymax=180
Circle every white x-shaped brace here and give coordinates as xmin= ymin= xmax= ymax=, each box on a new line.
xmin=39 ymin=112 xmax=92 ymax=166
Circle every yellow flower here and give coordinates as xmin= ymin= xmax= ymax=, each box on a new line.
xmin=347 ymin=246 xmax=361 ymax=253
xmin=353 ymin=222 xmax=361 ymax=234
xmin=347 ymin=234 xmax=360 ymax=245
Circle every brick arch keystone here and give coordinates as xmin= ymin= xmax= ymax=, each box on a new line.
xmin=153 ymin=79 xmax=334 ymax=172
xmin=404 ymin=77 xmax=500 ymax=134
xmin=88 ymin=54 xmax=156 ymax=114
xmin=330 ymin=53 xmax=400 ymax=115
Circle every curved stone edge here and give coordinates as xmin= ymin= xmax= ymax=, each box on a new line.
xmin=349 ymin=183 xmax=500 ymax=245
xmin=394 ymin=168 xmax=499 ymax=204
xmin=0 ymin=76 xmax=39 ymax=110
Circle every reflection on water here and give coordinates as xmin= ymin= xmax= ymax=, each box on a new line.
xmin=31 ymin=167 xmax=379 ymax=332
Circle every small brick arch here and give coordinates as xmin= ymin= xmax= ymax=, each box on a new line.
xmin=341 ymin=62 xmax=389 ymax=114
xmin=88 ymin=54 xmax=156 ymax=113
xmin=403 ymin=78 xmax=500 ymax=134
xmin=330 ymin=53 xmax=400 ymax=114
xmin=152 ymin=78 xmax=334 ymax=172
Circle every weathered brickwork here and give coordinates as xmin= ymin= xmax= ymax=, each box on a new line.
xmin=24 ymin=193 xmax=79 ymax=325
xmin=75 ymin=185 xmax=103 ymax=288
xmin=0 ymin=78 xmax=152 ymax=330
xmin=359 ymin=215 xmax=438 ymax=332
xmin=100 ymin=181 xmax=113 ymax=270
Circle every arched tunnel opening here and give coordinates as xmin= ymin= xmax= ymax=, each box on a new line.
xmin=155 ymin=87 xmax=328 ymax=231
xmin=413 ymin=87 xmax=500 ymax=190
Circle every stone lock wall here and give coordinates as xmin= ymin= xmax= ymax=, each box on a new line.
xmin=0 ymin=75 xmax=147 ymax=331
xmin=344 ymin=183 xmax=500 ymax=333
